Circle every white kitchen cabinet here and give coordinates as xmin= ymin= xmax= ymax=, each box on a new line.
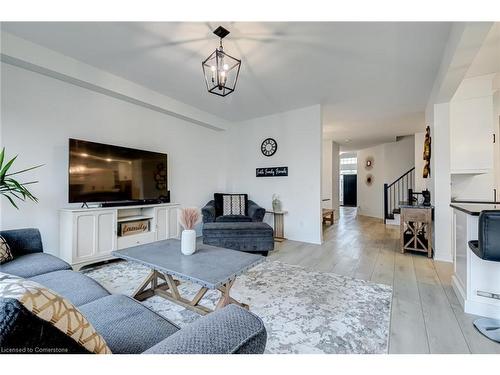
xmin=60 ymin=203 xmax=180 ymax=270
xmin=450 ymin=95 xmax=494 ymax=173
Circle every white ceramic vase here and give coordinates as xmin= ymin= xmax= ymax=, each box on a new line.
xmin=181 ymin=229 xmax=196 ymax=255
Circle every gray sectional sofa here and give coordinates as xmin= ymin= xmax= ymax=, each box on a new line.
xmin=0 ymin=228 xmax=267 ymax=354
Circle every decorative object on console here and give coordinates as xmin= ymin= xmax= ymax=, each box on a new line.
xmin=365 ymin=156 xmax=374 ymax=170
xmin=366 ymin=174 xmax=374 ymax=186
xmin=0 ymin=147 xmax=42 ymax=209
xmin=202 ymin=26 xmax=241 ymax=97
xmin=261 ymin=138 xmax=278 ymax=157
xmin=179 ymin=208 xmax=201 ymax=256
xmin=256 ymin=167 xmax=288 ymax=177
xmin=118 ymin=219 xmax=150 ymax=237
xmin=272 ymin=194 xmax=282 ymax=212
xmin=423 ymin=126 xmax=431 ymax=178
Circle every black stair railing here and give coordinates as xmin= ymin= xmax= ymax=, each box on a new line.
xmin=384 ymin=167 xmax=415 ymax=223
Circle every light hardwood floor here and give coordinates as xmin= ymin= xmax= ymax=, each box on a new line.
xmin=269 ymin=207 xmax=500 ymax=354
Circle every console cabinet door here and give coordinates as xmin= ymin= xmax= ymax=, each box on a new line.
xmin=168 ymin=206 xmax=180 ymax=239
xmin=155 ymin=207 xmax=168 ymax=241
xmin=74 ymin=210 xmax=116 ymax=262
xmin=75 ymin=213 xmax=96 ymax=260
xmin=96 ymin=211 xmax=117 ymax=256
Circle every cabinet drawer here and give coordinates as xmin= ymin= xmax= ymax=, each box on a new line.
xmin=401 ymin=208 xmax=431 ymax=222
xmin=117 ymin=232 xmax=156 ymax=249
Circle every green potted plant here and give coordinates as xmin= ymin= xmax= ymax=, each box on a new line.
xmin=0 ymin=148 xmax=42 ymax=209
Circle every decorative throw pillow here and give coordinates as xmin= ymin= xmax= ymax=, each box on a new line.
xmin=0 ymin=272 xmax=111 ymax=354
xmin=0 ymin=236 xmax=13 ymax=264
xmin=214 ymin=193 xmax=248 ymax=217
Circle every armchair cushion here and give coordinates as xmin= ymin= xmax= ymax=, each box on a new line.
xmin=201 ymin=200 xmax=216 ymax=223
xmin=215 ymin=215 xmax=253 ymax=223
xmin=248 ymin=200 xmax=266 ymax=222
xmin=142 ymin=305 xmax=266 ymax=354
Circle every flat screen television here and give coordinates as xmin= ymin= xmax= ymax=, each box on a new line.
xmin=69 ymin=139 xmax=168 ymax=204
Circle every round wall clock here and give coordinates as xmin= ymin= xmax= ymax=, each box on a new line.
xmin=261 ymin=138 xmax=278 ymax=157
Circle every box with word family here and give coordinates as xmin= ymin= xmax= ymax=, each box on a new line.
xmin=118 ymin=219 xmax=150 ymax=237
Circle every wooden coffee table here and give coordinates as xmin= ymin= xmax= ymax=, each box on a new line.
xmin=113 ymin=240 xmax=264 ymax=315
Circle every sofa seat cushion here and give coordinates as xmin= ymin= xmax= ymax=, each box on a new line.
xmin=203 ymin=222 xmax=273 ymax=236
xmin=79 ymin=294 xmax=179 ymax=354
xmin=30 ymin=270 xmax=110 ymax=307
xmin=0 ymin=253 xmax=71 ymax=278
xmin=215 ymin=215 xmax=253 ymax=223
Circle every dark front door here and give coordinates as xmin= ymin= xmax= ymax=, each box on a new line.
xmin=343 ymin=174 xmax=357 ymax=207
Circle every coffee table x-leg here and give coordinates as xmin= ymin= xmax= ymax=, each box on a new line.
xmin=132 ymin=269 xmax=248 ymax=315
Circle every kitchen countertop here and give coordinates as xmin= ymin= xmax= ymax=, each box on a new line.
xmin=450 ymin=202 xmax=500 ymax=216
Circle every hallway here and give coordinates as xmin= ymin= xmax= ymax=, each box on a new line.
xmin=269 ymin=207 xmax=500 ymax=353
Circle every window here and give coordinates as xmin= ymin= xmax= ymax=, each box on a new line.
xmin=340 ymin=157 xmax=357 ymax=165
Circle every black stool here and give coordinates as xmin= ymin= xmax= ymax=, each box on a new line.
xmin=468 ymin=211 xmax=500 ymax=343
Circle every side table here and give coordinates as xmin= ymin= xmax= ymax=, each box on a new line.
xmin=265 ymin=210 xmax=288 ymax=242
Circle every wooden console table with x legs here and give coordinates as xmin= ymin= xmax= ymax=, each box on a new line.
xmin=400 ymin=205 xmax=434 ymax=258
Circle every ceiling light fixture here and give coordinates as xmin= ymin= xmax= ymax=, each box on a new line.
xmin=202 ymin=26 xmax=241 ymax=97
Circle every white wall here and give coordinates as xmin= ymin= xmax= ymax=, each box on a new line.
xmin=0 ymin=62 xmax=227 ymax=254
xmin=357 ymin=144 xmax=385 ymax=219
xmin=432 ymin=102 xmax=453 ymax=261
xmin=321 ymin=140 xmax=340 ymax=219
xmin=226 ymin=105 xmax=323 ymax=244
xmin=356 ymin=136 xmax=415 ymax=220
xmin=383 ymin=136 xmax=415 ymax=184
xmin=331 ymin=142 xmax=340 ymax=219
xmin=414 ymin=132 xmax=427 ymax=192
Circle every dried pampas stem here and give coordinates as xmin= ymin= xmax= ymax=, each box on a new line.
xmin=179 ymin=207 xmax=201 ymax=230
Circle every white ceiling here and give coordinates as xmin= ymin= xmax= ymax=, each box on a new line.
xmin=465 ymin=23 xmax=500 ymax=79
xmin=1 ymin=22 xmax=452 ymax=150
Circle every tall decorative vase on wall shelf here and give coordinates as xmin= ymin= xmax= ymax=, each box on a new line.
xmin=179 ymin=207 xmax=201 ymax=256
xmin=181 ymin=229 xmax=196 ymax=255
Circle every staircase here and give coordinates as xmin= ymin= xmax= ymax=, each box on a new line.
xmin=384 ymin=167 xmax=415 ymax=225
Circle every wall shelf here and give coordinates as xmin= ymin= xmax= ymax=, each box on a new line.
xmin=450 ymin=169 xmax=490 ymax=175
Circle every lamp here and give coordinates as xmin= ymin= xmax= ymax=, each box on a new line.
xmin=202 ymin=26 xmax=241 ymax=97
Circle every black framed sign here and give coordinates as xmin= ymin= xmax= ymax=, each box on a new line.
xmin=256 ymin=167 xmax=288 ymax=177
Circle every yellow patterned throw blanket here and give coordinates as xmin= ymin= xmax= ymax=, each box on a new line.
xmin=0 ymin=272 xmax=111 ymax=354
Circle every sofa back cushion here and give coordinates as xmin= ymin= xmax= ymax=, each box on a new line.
xmin=214 ymin=193 xmax=248 ymax=217
xmin=0 ymin=228 xmax=43 ymax=257
xmin=0 ymin=236 xmax=13 ymax=264
xmin=0 ymin=272 xmax=111 ymax=354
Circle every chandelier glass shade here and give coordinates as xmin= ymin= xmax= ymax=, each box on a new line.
xmin=202 ymin=26 xmax=241 ymax=97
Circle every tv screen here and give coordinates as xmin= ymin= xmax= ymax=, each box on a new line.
xmin=69 ymin=139 xmax=168 ymax=203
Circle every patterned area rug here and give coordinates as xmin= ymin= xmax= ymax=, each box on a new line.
xmin=83 ymin=260 xmax=392 ymax=354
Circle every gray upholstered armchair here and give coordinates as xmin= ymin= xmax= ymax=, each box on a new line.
xmin=202 ymin=196 xmax=266 ymax=224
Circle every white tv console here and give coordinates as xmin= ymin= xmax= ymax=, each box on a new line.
xmin=59 ymin=203 xmax=181 ymax=270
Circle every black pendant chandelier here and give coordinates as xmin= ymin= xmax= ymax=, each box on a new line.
xmin=202 ymin=26 xmax=241 ymax=97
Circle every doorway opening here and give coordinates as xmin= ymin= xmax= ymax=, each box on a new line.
xmin=339 ymin=153 xmax=357 ymax=207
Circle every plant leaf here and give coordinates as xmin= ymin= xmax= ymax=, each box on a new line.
xmin=0 ymin=148 xmax=4 ymax=170
xmin=0 ymin=155 xmax=18 ymax=181
xmin=3 ymin=193 xmax=19 ymax=209
xmin=6 ymin=164 xmax=44 ymax=177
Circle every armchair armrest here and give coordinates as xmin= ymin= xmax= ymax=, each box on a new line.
xmin=0 ymin=228 xmax=43 ymax=257
xmin=248 ymin=200 xmax=265 ymax=222
xmin=142 ymin=305 xmax=267 ymax=354
xmin=201 ymin=200 xmax=216 ymax=223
